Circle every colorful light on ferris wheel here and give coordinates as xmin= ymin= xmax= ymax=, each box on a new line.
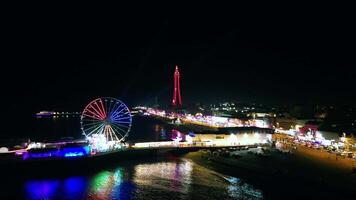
xmin=80 ymin=97 xmax=132 ymax=144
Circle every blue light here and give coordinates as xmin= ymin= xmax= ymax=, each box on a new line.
xmin=31 ymin=153 xmax=53 ymax=158
xmin=64 ymin=152 xmax=84 ymax=157
xmin=22 ymin=152 xmax=29 ymax=160
xmin=64 ymin=177 xmax=86 ymax=199
xmin=60 ymin=146 xmax=89 ymax=158
xmin=25 ymin=180 xmax=59 ymax=200
xmin=188 ymin=131 xmax=195 ymax=137
xmin=23 ymin=146 xmax=90 ymax=160
xmin=25 ymin=177 xmax=87 ymax=200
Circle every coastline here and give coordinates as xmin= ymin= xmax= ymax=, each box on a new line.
xmin=184 ymin=148 xmax=356 ymax=200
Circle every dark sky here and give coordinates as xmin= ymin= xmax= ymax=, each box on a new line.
xmin=2 ymin=6 xmax=356 ymax=118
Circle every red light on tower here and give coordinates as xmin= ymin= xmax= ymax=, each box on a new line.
xmin=172 ymin=65 xmax=182 ymax=107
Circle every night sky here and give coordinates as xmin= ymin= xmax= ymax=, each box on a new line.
xmin=2 ymin=7 xmax=356 ymax=120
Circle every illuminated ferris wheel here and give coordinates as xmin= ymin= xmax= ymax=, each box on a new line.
xmin=81 ymin=97 xmax=132 ymax=145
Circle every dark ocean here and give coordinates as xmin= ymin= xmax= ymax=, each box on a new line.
xmin=0 ymin=115 xmax=264 ymax=200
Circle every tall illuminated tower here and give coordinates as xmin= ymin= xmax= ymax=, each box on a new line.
xmin=172 ymin=65 xmax=182 ymax=107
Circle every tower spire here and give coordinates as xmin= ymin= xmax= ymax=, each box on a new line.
xmin=172 ymin=65 xmax=182 ymax=107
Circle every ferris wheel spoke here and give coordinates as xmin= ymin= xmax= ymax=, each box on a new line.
xmin=111 ymin=120 xmax=132 ymax=124
xmin=82 ymin=121 xmax=103 ymax=128
xmin=85 ymin=123 xmax=106 ymax=137
xmin=84 ymin=108 xmax=105 ymax=120
xmin=81 ymin=118 xmax=103 ymax=123
xmin=110 ymin=103 xmax=122 ymax=118
xmin=90 ymin=103 xmax=106 ymax=119
xmin=93 ymin=102 xmax=105 ymax=119
xmin=113 ymin=114 xmax=131 ymax=119
xmin=98 ymin=100 xmax=107 ymax=118
xmin=89 ymin=102 xmax=105 ymax=119
xmin=109 ymin=125 xmax=120 ymax=141
xmin=111 ymin=119 xmax=131 ymax=125
xmin=103 ymin=125 xmax=109 ymax=141
xmin=102 ymin=125 xmax=106 ymax=135
xmin=106 ymin=127 xmax=110 ymax=142
xmin=111 ymin=125 xmax=129 ymax=138
xmin=111 ymin=122 xmax=130 ymax=130
xmin=109 ymin=127 xmax=113 ymax=141
xmin=112 ymin=116 xmax=132 ymax=122
xmin=105 ymin=100 xmax=112 ymax=119
xmin=110 ymin=124 xmax=126 ymax=138
xmin=113 ymin=133 xmax=120 ymax=141
xmin=111 ymin=106 xmax=127 ymax=119
xmin=107 ymin=102 xmax=115 ymax=119
xmin=82 ymin=115 xmax=102 ymax=120
xmin=112 ymin=127 xmax=118 ymax=141
xmin=105 ymin=125 xmax=111 ymax=141
xmin=84 ymin=122 xmax=104 ymax=134
xmin=114 ymin=130 xmax=125 ymax=140
xmin=82 ymin=121 xmax=104 ymax=127
xmin=111 ymin=124 xmax=130 ymax=129
xmin=111 ymin=111 xmax=131 ymax=119
xmin=112 ymin=114 xmax=131 ymax=120
xmin=111 ymin=106 xmax=127 ymax=118
xmin=116 ymin=105 xmax=128 ymax=116
xmin=98 ymin=125 xmax=106 ymax=135
xmin=82 ymin=112 xmax=103 ymax=120
xmin=107 ymin=100 xmax=115 ymax=117
xmin=111 ymin=112 xmax=131 ymax=120
xmin=108 ymin=125 xmax=115 ymax=141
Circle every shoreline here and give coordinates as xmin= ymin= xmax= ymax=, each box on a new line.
xmin=184 ymin=147 xmax=356 ymax=200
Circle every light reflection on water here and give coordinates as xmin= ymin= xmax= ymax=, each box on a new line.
xmin=24 ymin=159 xmax=263 ymax=200
xmin=132 ymin=160 xmax=193 ymax=199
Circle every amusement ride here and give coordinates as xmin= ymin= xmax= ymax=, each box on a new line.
xmin=81 ymin=97 xmax=132 ymax=152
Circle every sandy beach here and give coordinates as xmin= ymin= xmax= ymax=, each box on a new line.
xmin=184 ymin=147 xmax=356 ymax=200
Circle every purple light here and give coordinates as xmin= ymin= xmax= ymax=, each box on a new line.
xmin=23 ymin=150 xmax=58 ymax=160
